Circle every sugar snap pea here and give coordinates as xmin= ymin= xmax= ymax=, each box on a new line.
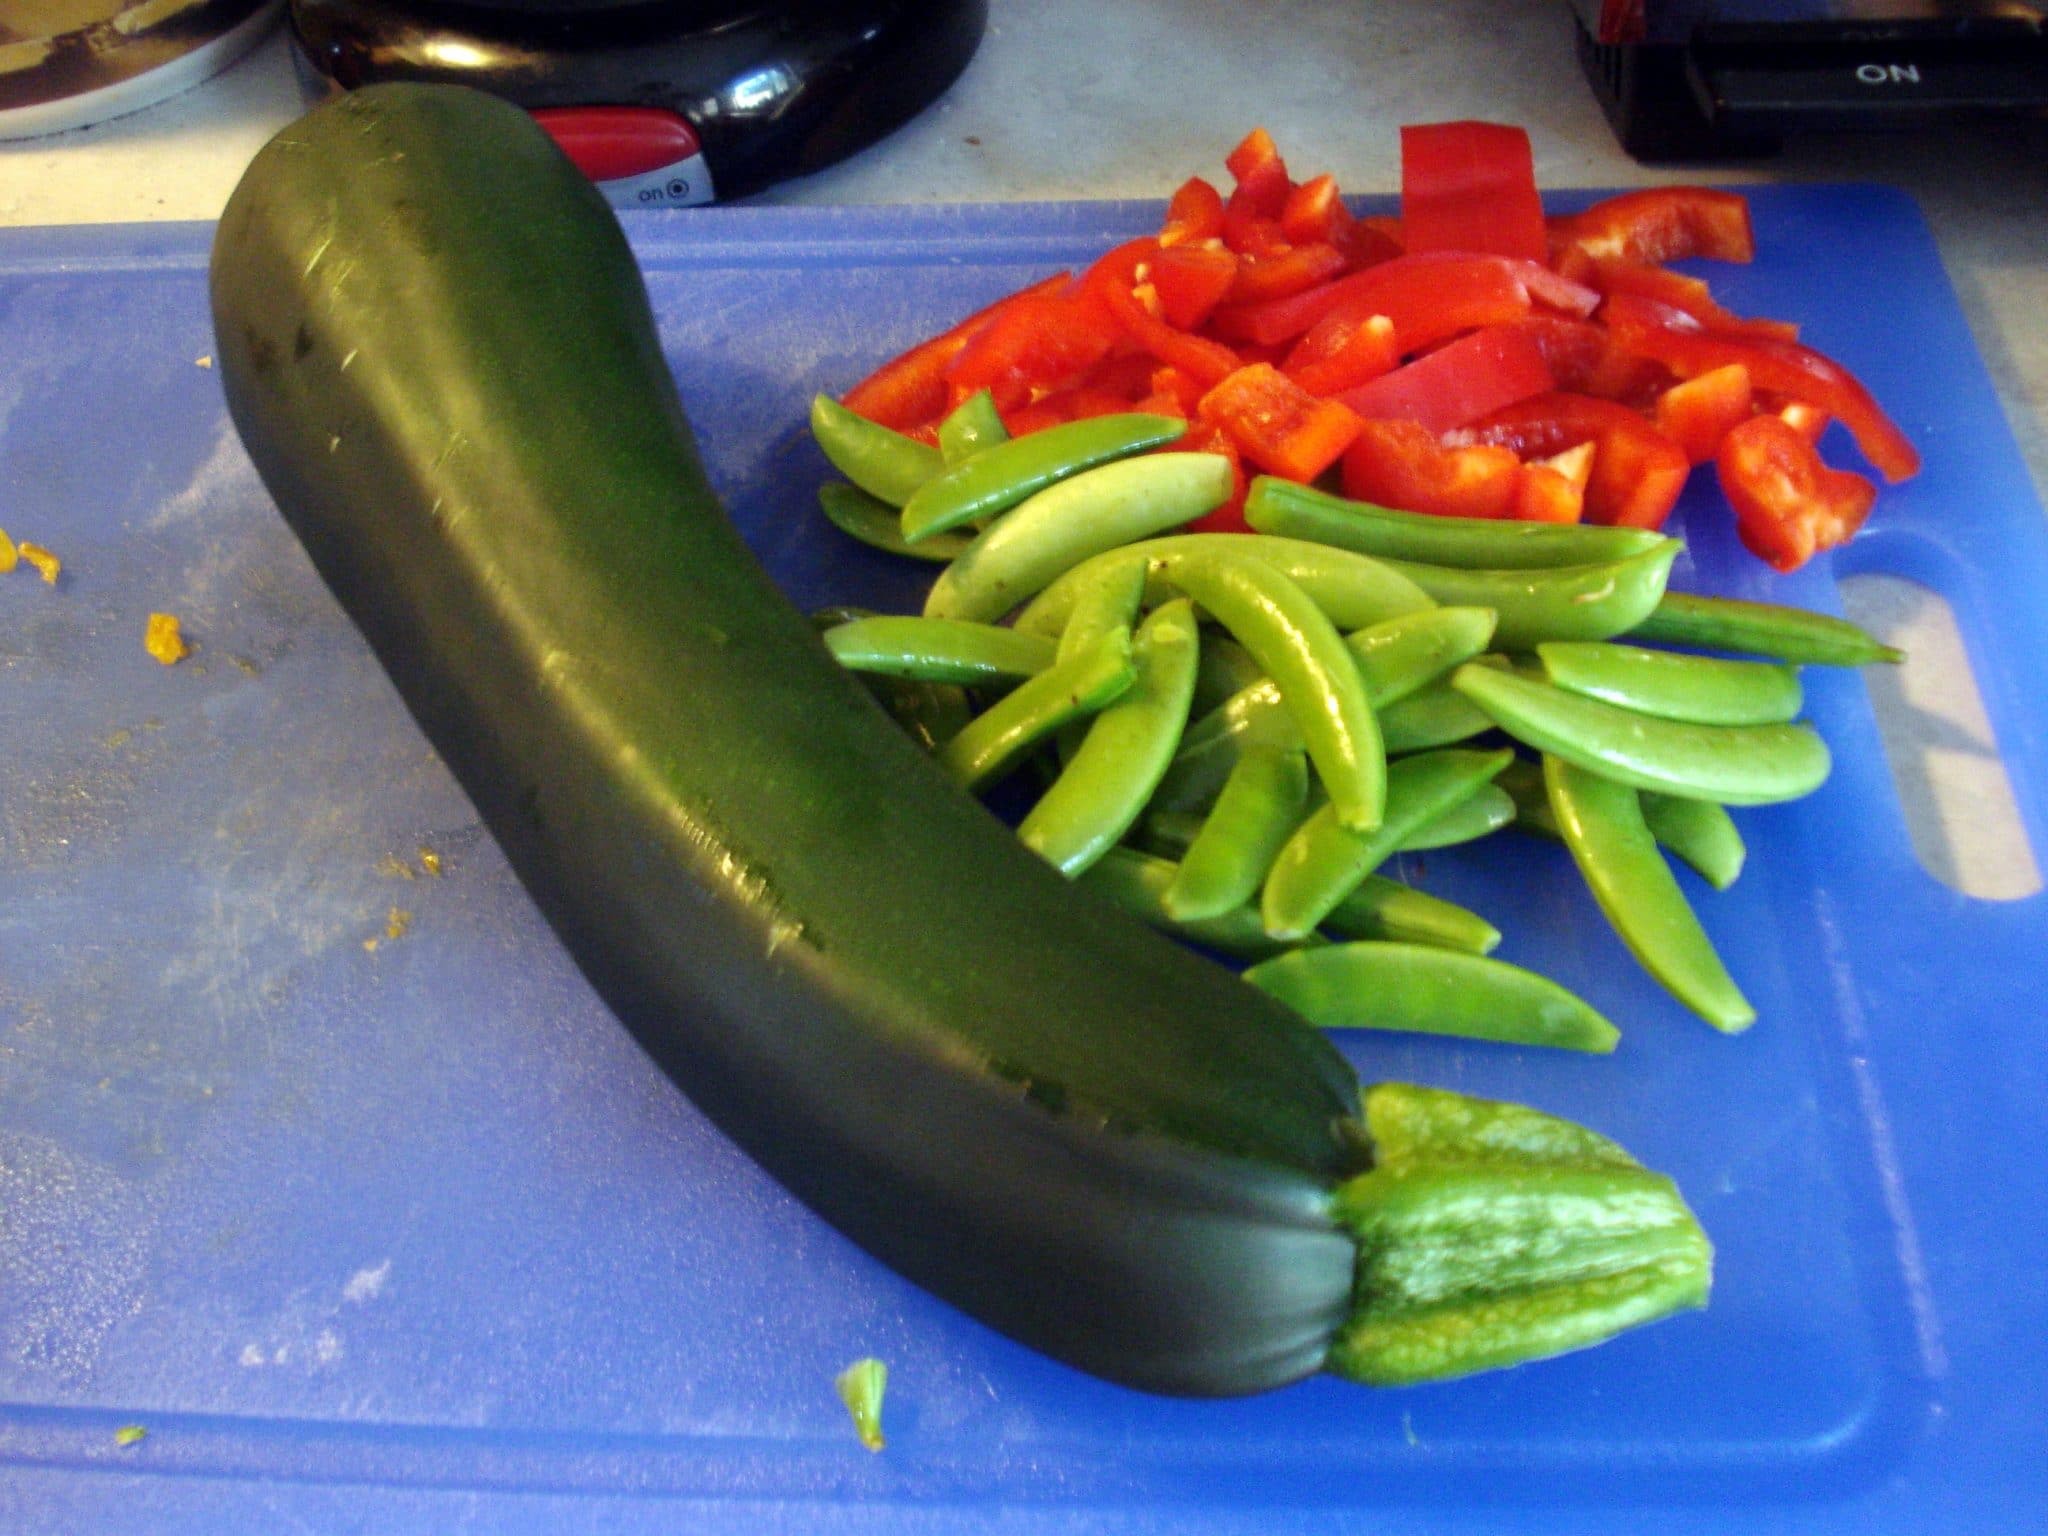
xmin=1537 ymin=641 xmax=1803 ymax=726
xmin=1075 ymin=847 xmax=1299 ymax=961
xmin=1055 ymin=555 xmax=1148 ymax=665
xmin=1452 ymin=663 xmax=1830 ymax=806
xmin=1162 ymin=744 xmax=1311 ymax=922
xmin=902 ymin=413 xmax=1188 ymax=543
xmin=1320 ymin=876 xmax=1502 ymax=956
xmin=824 ymin=615 xmax=1056 ymax=686
xmin=1020 ymin=601 xmax=1200 ymax=876
xmin=1013 ymin=533 xmax=1436 ymax=637
xmin=1377 ymin=542 xmax=1679 ymax=650
xmin=1397 ymin=783 xmax=1517 ymax=851
xmin=1192 ymin=633 xmax=1267 ymax=716
xmin=935 ymin=628 xmax=1135 ymax=790
xmin=937 ymin=388 xmax=1010 ymax=466
xmin=1543 ymin=755 xmax=1756 ymax=1032
xmin=1244 ymin=475 xmax=1673 ymax=570
xmin=1626 ymin=589 xmax=1902 ymax=667
xmin=1163 ymin=549 xmax=1386 ymax=832
xmin=1376 ymin=680 xmax=1496 ymax=755
xmin=923 ymin=454 xmax=1235 ymax=623
xmin=1262 ymin=748 xmax=1515 ymax=941
xmin=1640 ymin=793 xmax=1746 ymax=891
xmin=819 ymin=482 xmax=973 ymax=563
xmin=1245 ymin=942 xmax=1620 ymax=1053
xmin=810 ymin=393 xmax=944 ymax=507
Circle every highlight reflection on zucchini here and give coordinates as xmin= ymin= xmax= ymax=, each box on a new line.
xmin=210 ymin=82 xmax=1711 ymax=1398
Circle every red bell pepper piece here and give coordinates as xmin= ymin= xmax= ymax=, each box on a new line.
xmin=1549 ymin=187 xmax=1757 ymax=266
xmin=1574 ymin=253 xmax=1797 ymax=341
xmin=1198 ymin=362 xmax=1364 ymax=483
xmin=1082 ymin=238 xmax=1245 ymax=388
xmin=1603 ymin=293 xmax=1920 ymax=482
xmin=841 ymin=273 xmax=1072 ymax=430
xmin=1178 ymin=421 xmax=1252 ymax=532
xmin=943 ymin=290 xmax=1120 ymax=413
xmin=1512 ymin=313 xmax=1671 ymax=407
xmin=1227 ymin=241 xmax=1349 ymax=304
xmin=1341 ymin=419 xmax=1524 ymax=521
xmin=1281 ymin=173 xmax=1344 ymax=245
xmin=1283 ymin=312 xmax=1400 ymax=397
xmin=1147 ymin=244 xmax=1240 ymax=331
xmin=1212 ymin=252 xmax=1531 ymax=350
xmin=1160 ymin=176 xmax=1226 ymax=247
xmin=1716 ymin=413 xmax=1878 ymax=571
xmin=1456 ymin=391 xmax=1691 ymax=529
xmin=1335 ymin=325 xmax=1554 ymax=436
xmin=1514 ymin=442 xmax=1596 ymax=524
xmin=1399 ymin=121 xmax=1548 ymax=265
xmin=1653 ymin=362 xmax=1754 ymax=465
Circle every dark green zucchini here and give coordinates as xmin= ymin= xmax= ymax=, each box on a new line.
xmin=209 ymin=84 xmax=1709 ymax=1397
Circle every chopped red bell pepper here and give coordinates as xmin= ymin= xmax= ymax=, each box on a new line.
xmin=1178 ymin=420 xmax=1252 ymax=531
xmin=1514 ymin=442 xmax=1596 ymax=523
xmin=1148 ymin=244 xmax=1240 ymax=331
xmin=1549 ymin=187 xmax=1757 ymax=266
xmin=1198 ymin=362 xmax=1363 ymax=483
xmin=1341 ymin=418 xmax=1524 ymax=521
xmin=1573 ymin=253 xmax=1797 ymax=341
xmin=1653 ymin=362 xmax=1754 ymax=465
xmin=1335 ymin=325 xmax=1554 ymax=436
xmin=1400 ymin=121 xmax=1548 ymax=265
xmin=1513 ymin=313 xmax=1672 ymax=406
xmin=1717 ymin=413 xmax=1878 ymax=571
xmin=943 ymin=290 xmax=1120 ymax=412
xmin=1227 ymin=241 xmax=1350 ymax=305
xmin=1283 ymin=311 xmax=1400 ymax=397
xmin=1160 ymin=176 xmax=1226 ymax=247
xmin=841 ymin=273 xmax=1072 ymax=430
xmin=1212 ymin=252 xmax=1531 ymax=351
xmin=1082 ymin=238 xmax=1244 ymax=388
xmin=1456 ymin=391 xmax=1691 ymax=529
xmin=1281 ymin=173 xmax=1344 ymax=246
xmin=1603 ymin=293 xmax=1920 ymax=482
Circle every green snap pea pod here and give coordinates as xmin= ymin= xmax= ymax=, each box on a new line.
xmin=1537 ymin=640 xmax=1803 ymax=726
xmin=818 ymin=483 xmax=973 ymax=563
xmin=1246 ymin=941 xmax=1620 ymax=1053
xmin=1192 ymin=633 xmax=1267 ymax=716
xmin=1162 ymin=744 xmax=1311 ymax=921
xmin=902 ymin=412 xmax=1188 ymax=543
xmin=1543 ymin=755 xmax=1756 ymax=1032
xmin=934 ymin=628 xmax=1135 ymax=791
xmin=1396 ymin=783 xmax=1517 ymax=851
xmin=1376 ymin=679 xmax=1496 ymax=755
xmin=1626 ymin=589 xmax=1903 ymax=667
xmin=1321 ymin=875 xmax=1502 ymax=956
xmin=1451 ymin=662 xmax=1831 ymax=806
xmin=923 ymin=454 xmax=1234 ymax=623
xmin=1329 ymin=1083 xmax=1711 ymax=1386
xmin=1158 ymin=605 xmax=1498 ymax=815
xmin=1244 ymin=475 xmax=1673 ymax=570
xmin=1262 ymin=748 xmax=1515 ymax=941
xmin=1494 ymin=757 xmax=1562 ymax=839
xmin=860 ymin=674 xmax=976 ymax=755
xmin=1013 ymin=533 xmax=1436 ymax=638
xmin=810 ymin=393 xmax=944 ymax=506
xmin=1020 ymin=600 xmax=1201 ymax=876
xmin=823 ymin=616 xmax=1057 ymax=686
xmin=1640 ymin=792 xmax=1746 ymax=891
xmin=1164 ymin=549 xmax=1385 ymax=832
xmin=1075 ymin=847 xmax=1299 ymax=962
xmin=1377 ymin=541 xmax=1679 ymax=650
xmin=1055 ymin=554 xmax=1148 ymax=665
xmin=937 ymin=388 xmax=1010 ymax=466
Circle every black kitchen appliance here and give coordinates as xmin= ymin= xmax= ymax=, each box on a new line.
xmin=1571 ymin=0 xmax=2048 ymax=159
xmin=287 ymin=0 xmax=987 ymax=203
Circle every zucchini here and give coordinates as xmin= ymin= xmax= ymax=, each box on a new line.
xmin=210 ymin=84 xmax=1709 ymax=1397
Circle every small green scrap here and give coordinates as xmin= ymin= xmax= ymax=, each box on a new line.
xmin=114 ymin=1425 xmax=147 ymax=1448
xmin=834 ymin=1357 xmax=888 ymax=1452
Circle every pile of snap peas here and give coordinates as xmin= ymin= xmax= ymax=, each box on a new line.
xmin=808 ymin=390 xmax=1901 ymax=1050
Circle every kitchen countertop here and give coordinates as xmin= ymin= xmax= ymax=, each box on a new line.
xmin=3 ymin=0 xmax=2044 ymax=894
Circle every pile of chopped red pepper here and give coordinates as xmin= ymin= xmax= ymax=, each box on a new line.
xmin=838 ymin=123 xmax=1920 ymax=573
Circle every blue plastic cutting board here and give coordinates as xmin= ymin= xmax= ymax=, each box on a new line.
xmin=2 ymin=188 xmax=2044 ymax=1534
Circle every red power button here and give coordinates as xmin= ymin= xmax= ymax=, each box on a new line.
xmin=531 ymin=107 xmax=715 ymax=206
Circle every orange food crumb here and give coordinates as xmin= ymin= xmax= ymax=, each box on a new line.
xmin=0 ymin=527 xmax=16 ymax=573
xmin=18 ymin=540 xmax=60 ymax=585
xmin=144 ymin=612 xmax=191 ymax=665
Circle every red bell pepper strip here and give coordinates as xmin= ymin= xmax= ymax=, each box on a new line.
xmin=1717 ymin=413 xmax=1878 ymax=571
xmin=841 ymin=273 xmax=1072 ymax=430
xmin=1603 ymin=293 xmax=1920 ymax=482
xmin=1284 ymin=312 xmax=1400 ymax=397
xmin=1456 ymin=391 xmax=1692 ymax=529
xmin=1341 ymin=418 xmax=1525 ymax=521
xmin=1549 ymin=187 xmax=1757 ymax=266
xmin=943 ymin=290 xmax=1120 ymax=413
xmin=1212 ymin=252 xmax=1531 ymax=350
xmin=1653 ymin=362 xmax=1755 ymax=465
xmin=1178 ymin=421 xmax=1252 ymax=532
xmin=1147 ymin=244 xmax=1240 ymax=331
xmin=1227 ymin=241 xmax=1349 ymax=304
xmin=1281 ymin=173 xmax=1344 ymax=245
xmin=1083 ymin=238 xmax=1244 ymax=389
xmin=1513 ymin=313 xmax=1672 ymax=406
xmin=1160 ymin=176 xmax=1226 ymax=247
xmin=1399 ymin=121 xmax=1548 ymax=265
xmin=1198 ymin=362 xmax=1364 ymax=483
xmin=1573 ymin=253 xmax=1797 ymax=341
xmin=1514 ymin=442 xmax=1596 ymax=524
xmin=1335 ymin=325 xmax=1554 ymax=436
